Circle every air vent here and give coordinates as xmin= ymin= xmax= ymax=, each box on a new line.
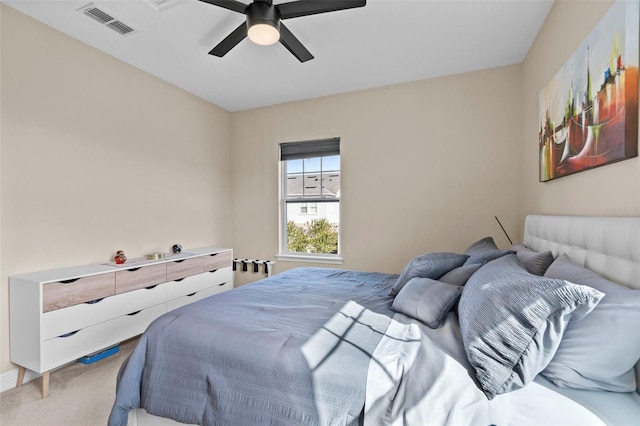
xmin=106 ymin=21 xmax=135 ymax=35
xmin=78 ymin=3 xmax=136 ymax=36
xmin=84 ymin=7 xmax=114 ymax=24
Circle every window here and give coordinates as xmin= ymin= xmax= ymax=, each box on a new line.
xmin=279 ymin=138 xmax=341 ymax=262
xmin=299 ymin=203 xmax=318 ymax=215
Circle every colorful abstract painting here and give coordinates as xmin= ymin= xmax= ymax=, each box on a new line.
xmin=539 ymin=0 xmax=639 ymax=182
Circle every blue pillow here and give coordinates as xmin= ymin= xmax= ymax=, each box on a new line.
xmin=542 ymin=254 xmax=640 ymax=392
xmin=438 ymin=263 xmax=482 ymax=286
xmin=389 ymin=252 xmax=468 ymax=296
xmin=509 ymin=243 xmax=554 ymax=276
xmin=458 ymin=255 xmax=604 ymax=399
xmin=391 ymin=277 xmax=462 ymax=328
xmin=465 ymin=249 xmax=515 ymax=265
xmin=464 ymin=236 xmax=498 ymax=255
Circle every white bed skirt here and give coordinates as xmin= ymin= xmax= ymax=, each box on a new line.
xmin=128 ymin=409 xmax=192 ymax=426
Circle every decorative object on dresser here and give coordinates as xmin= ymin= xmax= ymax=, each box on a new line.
xmin=9 ymin=247 xmax=234 ymax=399
xmin=113 ymin=250 xmax=127 ymax=264
xmin=145 ymin=252 xmax=164 ymax=260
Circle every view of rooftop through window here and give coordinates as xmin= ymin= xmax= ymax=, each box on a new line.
xmin=284 ymin=155 xmax=340 ymax=255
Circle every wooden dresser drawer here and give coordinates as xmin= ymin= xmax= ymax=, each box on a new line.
xmin=43 ymin=274 xmax=115 ymax=313
xmin=166 ymin=257 xmax=204 ymax=282
xmin=42 ymin=283 xmax=167 ymax=340
xmin=116 ymin=264 xmax=166 ymax=294
xmin=203 ymin=250 xmax=232 ymax=272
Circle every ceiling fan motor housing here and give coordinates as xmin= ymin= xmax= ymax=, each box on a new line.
xmin=247 ymin=1 xmax=281 ymax=32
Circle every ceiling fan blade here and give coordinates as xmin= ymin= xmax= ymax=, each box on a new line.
xmin=278 ymin=0 xmax=366 ymax=20
xmin=209 ymin=22 xmax=248 ymax=57
xmin=279 ymin=23 xmax=313 ymax=63
xmin=198 ymin=0 xmax=247 ymax=14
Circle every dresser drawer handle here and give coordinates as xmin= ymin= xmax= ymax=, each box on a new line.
xmin=187 ymin=292 xmax=197 ymax=297
xmin=85 ymin=298 xmax=105 ymax=304
xmin=145 ymin=285 xmax=158 ymax=290
xmin=58 ymin=330 xmax=79 ymax=338
xmin=208 ymin=269 xmax=218 ymax=273
xmin=209 ymin=253 xmax=219 ymax=257
xmin=60 ymin=278 xmax=80 ymax=284
xmin=127 ymin=310 xmax=142 ymax=316
xmin=173 ymin=259 xmax=186 ymax=264
xmin=126 ymin=267 xmax=141 ymax=272
xmin=174 ymin=278 xmax=185 ymax=282
xmin=218 ymin=282 xmax=227 ymax=287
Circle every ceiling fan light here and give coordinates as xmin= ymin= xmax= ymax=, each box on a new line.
xmin=248 ymin=23 xmax=280 ymax=46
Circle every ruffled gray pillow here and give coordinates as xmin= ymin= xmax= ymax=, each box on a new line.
xmin=458 ymin=255 xmax=604 ymax=399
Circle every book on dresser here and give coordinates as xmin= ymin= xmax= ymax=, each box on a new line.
xmin=9 ymin=247 xmax=234 ymax=398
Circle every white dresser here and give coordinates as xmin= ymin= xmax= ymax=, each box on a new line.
xmin=9 ymin=247 xmax=233 ymax=398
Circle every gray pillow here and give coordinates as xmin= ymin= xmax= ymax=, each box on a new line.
xmin=509 ymin=243 xmax=554 ymax=276
xmin=464 ymin=236 xmax=498 ymax=255
xmin=542 ymin=254 xmax=640 ymax=392
xmin=439 ymin=263 xmax=482 ymax=286
xmin=391 ymin=277 xmax=462 ymax=329
xmin=458 ymin=254 xmax=604 ymax=400
xmin=465 ymin=249 xmax=515 ymax=265
xmin=509 ymin=242 xmax=529 ymax=251
xmin=389 ymin=252 xmax=469 ymax=296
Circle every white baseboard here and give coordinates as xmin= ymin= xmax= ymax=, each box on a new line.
xmin=0 ymin=367 xmax=41 ymax=394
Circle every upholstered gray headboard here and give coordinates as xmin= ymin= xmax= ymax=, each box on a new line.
xmin=523 ymin=215 xmax=640 ymax=290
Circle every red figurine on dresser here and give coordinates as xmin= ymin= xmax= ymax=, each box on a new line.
xmin=114 ymin=250 xmax=127 ymax=264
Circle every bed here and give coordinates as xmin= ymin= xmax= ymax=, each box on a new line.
xmin=109 ymin=214 xmax=640 ymax=426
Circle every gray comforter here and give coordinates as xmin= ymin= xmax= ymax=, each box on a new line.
xmin=109 ymin=268 xmax=399 ymax=426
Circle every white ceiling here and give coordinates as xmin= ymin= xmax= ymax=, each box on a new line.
xmin=4 ymin=0 xmax=554 ymax=112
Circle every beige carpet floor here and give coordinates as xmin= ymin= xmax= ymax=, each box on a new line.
xmin=0 ymin=338 xmax=137 ymax=426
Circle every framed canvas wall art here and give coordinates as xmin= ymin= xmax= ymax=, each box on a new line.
xmin=538 ymin=0 xmax=639 ymax=182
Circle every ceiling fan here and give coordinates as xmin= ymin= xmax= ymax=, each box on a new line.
xmin=198 ymin=0 xmax=367 ymax=62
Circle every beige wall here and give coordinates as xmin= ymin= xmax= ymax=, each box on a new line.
xmin=0 ymin=6 xmax=233 ymax=373
xmin=519 ymin=0 xmax=640 ymax=237
xmin=230 ymin=66 xmax=523 ymax=286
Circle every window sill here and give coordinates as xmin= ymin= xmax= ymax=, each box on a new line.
xmin=275 ymin=253 xmax=344 ymax=265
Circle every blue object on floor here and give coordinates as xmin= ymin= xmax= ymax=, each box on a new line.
xmin=78 ymin=345 xmax=119 ymax=364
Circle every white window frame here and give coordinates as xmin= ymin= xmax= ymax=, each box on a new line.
xmin=276 ymin=138 xmax=343 ymax=264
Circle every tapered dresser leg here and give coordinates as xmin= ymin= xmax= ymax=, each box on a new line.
xmin=41 ymin=371 xmax=50 ymax=398
xmin=16 ymin=366 xmax=26 ymax=388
